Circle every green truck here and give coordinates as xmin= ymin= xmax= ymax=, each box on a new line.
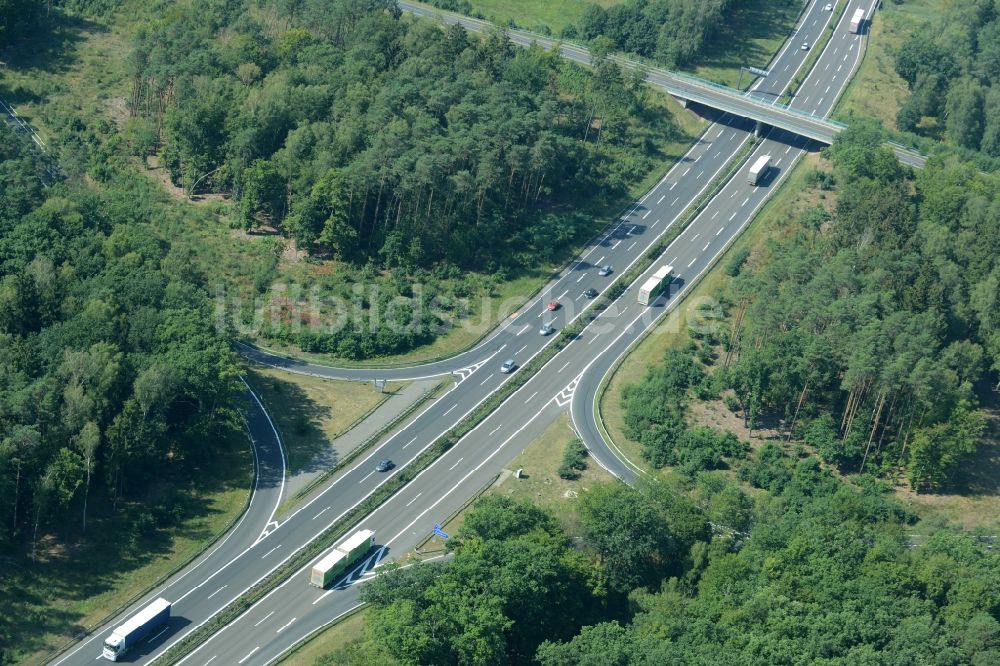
xmin=310 ymin=529 xmax=375 ymax=588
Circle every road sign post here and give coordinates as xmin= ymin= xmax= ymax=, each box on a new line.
xmin=433 ymin=523 xmax=450 ymax=540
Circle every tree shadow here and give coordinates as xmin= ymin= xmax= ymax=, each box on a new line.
xmin=244 ymin=369 xmax=337 ymax=476
xmin=2 ymin=13 xmax=103 ymax=76
xmin=946 ymin=389 xmax=1000 ymax=497
xmin=694 ymin=0 xmax=802 ymax=74
xmin=0 ymin=429 xmax=250 ymax=661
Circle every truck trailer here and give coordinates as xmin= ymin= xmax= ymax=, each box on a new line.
xmin=748 ymin=155 xmax=771 ymax=186
xmin=638 ymin=265 xmax=673 ymax=305
xmin=310 ymin=529 xmax=375 ymax=588
xmin=102 ymin=598 xmax=171 ymax=661
xmin=850 ymin=8 xmax=865 ymax=34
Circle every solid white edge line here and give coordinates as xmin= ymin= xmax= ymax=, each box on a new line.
xmin=150 ymin=8 xmax=871 ymax=660
xmin=51 ymin=380 xmax=280 ymax=664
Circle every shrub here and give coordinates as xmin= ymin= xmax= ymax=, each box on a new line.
xmin=558 ymin=438 xmax=589 ymax=480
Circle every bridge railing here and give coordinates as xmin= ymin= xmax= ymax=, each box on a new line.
xmin=651 ymin=68 xmax=850 ymax=129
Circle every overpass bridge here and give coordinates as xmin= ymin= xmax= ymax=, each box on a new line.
xmin=640 ymin=67 xmax=926 ymax=168
xmin=398 ymin=1 xmax=927 ymax=169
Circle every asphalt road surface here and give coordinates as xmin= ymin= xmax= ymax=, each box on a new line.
xmin=50 ymin=384 xmax=286 ymax=665
xmin=55 ymin=1 xmax=877 ymax=663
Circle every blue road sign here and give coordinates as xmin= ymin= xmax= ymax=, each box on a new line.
xmin=433 ymin=523 xmax=450 ymax=539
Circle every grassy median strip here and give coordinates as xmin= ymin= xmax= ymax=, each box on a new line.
xmin=158 ymin=323 xmax=583 ymax=663
xmin=283 ymin=377 xmax=452 ymax=511
xmin=157 ymin=127 xmax=761 ymax=666
xmin=778 ymin=0 xmax=850 ymax=106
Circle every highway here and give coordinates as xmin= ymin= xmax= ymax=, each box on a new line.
xmin=50 ymin=384 xmax=287 ymax=665
xmin=398 ymin=0 xmax=925 ymax=167
xmin=574 ymin=0 xmax=876 ymax=479
xmin=54 ymin=1 xmax=877 ymax=664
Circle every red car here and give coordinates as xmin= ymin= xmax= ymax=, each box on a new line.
xmin=547 ymin=300 xmax=560 ymax=311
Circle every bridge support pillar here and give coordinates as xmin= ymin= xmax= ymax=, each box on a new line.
xmin=675 ymin=96 xmax=689 ymax=109
xmin=754 ymin=120 xmax=766 ymax=138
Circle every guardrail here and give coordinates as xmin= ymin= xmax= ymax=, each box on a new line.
xmin=41 ymin=405 xmax=259 ymax=665
xmin=400 ymin=0 xmax=925 ymax=165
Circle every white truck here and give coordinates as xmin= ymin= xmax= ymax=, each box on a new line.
xmin=102 ymin=598 xmax=171 ymax=661
xmin=748 ymin=155 xmax=771 ymax=186
xmin=850 ymin=8 xmax=865 ymax=34
xmin=310 ymin=529 xmax=375 ymax=588
xmin=638 ymin=265 xmax=673 ymax=305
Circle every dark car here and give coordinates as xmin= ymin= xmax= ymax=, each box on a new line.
xmin=375 ymin=459 xmax=393 ymax=472
xmin=598 ymin=265 xmax=612 ymax=276
xmin=584 ymin=288 xmax=599 ymax=298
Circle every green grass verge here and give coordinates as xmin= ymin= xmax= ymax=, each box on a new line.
xmin=687 ymin=0 xmax=807 ymax=88
xmin=491 ymin=414 xmax=612 ymax=535
xmin=9 ymin=425 xmax=253 ymax=665
xmin=832 ymin=0 xmax=942 ymax=127
xmin=243 ymin=368 xmax=405 ymax=475
xmin=276 ymin=606 xmax=369 ymax=665
xmin=466 ymin=0 xmax=620 ymax=34
xmin=598 ymin=152 xmax=832 ymax=471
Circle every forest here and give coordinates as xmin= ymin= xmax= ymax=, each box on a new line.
xmin=619 ymin=121 xmax=1000 ymax=494
xmin=893 ymin=0 xmax=1000 ymax=163
xmin=90 ymin=0 xmax=694 ymax=359
xmin=124 ymin=0 xmax=670 ymax=272
xmin=0 ymin=124 xmax=240 ymax=559
xmin=322 ymin=469 xmax=999 ymax=665
xmin=0 ymin=0 xmax=42 ymax=47
xmin=566 ymin=0 xmax=744 ymax=66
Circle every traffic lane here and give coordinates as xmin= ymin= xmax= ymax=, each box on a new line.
xmin=53 ymin=388 xmax=288 ymax=666
xmin=748 ymin=0 xmax=839 ymax=102
xmin=219 ymin=126 xmax=811 ymax=660
xmin=786 ymin=0 xmax=877 ymax=118
xmin=153 ymin=111 xmax=757 ymax=664
xmin=786 ymin=13 xmax=860 ymax=112
xmin=507 ymin=114 xmax=756 ymax=334
xmin=190 ymin=398 xmax=568 ymax=665
xmin=193 ymin=559 xmax=371 ymax=666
